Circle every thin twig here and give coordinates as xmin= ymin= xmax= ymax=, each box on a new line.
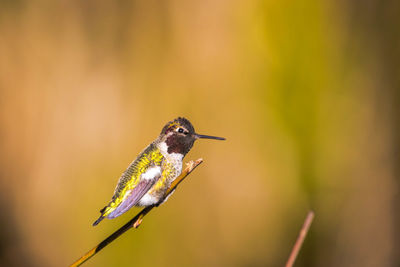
xmin=70 ymin=158 xmax=204 ymax=267
xmin=285 ymin=211 xmax=314 ymax=267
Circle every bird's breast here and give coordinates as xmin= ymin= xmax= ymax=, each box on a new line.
xmin=138 ymin=154 xmax=183 ymax=205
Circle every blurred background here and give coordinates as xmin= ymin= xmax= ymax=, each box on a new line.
xmin=0 ymin=0 xmax=399 ymax=266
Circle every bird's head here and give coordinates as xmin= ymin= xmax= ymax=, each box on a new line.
xmin=159 ymin=117 xmax=225 ymax=156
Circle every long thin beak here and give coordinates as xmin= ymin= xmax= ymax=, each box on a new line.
xmin=195 ymin=133 xmax=226 ymax=140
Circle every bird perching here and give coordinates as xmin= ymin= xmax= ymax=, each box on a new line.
xmin=93 ymin=117 xmax=225 ymax=226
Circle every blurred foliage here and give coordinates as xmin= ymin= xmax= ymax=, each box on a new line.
xmin=0 ymin=0 xmax=399 ymax=266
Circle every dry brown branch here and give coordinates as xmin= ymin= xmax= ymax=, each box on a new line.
xmin=69 ymin=158 xmax=204 ymax=267
xmin=285 ymin=210 xmax=315 ymax=267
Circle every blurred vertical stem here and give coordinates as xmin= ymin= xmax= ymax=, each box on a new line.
xmin=285 ymin=211 xmax=315 ymax=267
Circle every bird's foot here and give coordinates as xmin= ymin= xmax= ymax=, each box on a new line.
xmin=133 ymin=214 xmax=144 ymax=228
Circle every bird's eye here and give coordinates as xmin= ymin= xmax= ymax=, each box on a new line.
xmin=177 ymin=128 xmax=184 ymax=133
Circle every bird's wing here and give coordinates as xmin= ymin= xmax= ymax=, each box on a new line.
xmin=106 ymin=166 xmax=162 ymax=218
xmin=93 ymin=144 xmax=164 ymax=226
xmin=92 ymin=165 xmax=162 ymax=226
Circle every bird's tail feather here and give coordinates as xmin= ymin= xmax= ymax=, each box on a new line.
xmin=92 ymin=206 xmax=107 ymax=226
xmin=93 ymin=215 xmax=105 ymax=226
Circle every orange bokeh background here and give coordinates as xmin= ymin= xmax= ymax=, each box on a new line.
xmin=0 ymin=1 xmax=399 ymax=266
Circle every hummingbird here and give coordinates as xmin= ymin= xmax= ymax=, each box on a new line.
xmin=93 ymin=117 xmax=225 ymax=226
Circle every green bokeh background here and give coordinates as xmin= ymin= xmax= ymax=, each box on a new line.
xmin=0 ymin=1 xmax=399 ymax=266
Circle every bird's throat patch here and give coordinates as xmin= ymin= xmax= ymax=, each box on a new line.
xmin=165 ymin=135 xmax=185 ymax=154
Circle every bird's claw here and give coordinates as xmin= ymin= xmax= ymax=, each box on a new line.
xmin=133 ymin=216 xmax=143 ymax=228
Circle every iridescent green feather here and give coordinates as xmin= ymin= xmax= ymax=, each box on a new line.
xmin=100 ymin=143 xmax=164 ymax=217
